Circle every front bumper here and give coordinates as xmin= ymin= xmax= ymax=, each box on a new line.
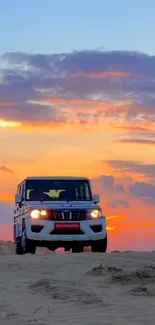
xmin=25 ymin=217 xmax=107 ymax=242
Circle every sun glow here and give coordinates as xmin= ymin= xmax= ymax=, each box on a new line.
xmin=107 ymin=215 xmax=126 ymax=220
xmin=107 ymin=226 xmax=116 ymax=231
xmin=0 ymin=120 xmax=21 ymax=127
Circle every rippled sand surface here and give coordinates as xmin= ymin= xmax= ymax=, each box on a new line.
xmin=0 ymin=249 xmax=155 ymax=324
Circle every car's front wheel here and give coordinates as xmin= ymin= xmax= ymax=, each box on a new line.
xmin=21 ymin=229 xmax=36 ymax=254
xmin=15 ymin=229 xmax=36 ymax=255
xmin=91 ymin=235 xmax=107 ymax=253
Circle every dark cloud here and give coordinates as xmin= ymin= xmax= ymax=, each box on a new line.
xmin=106 ymin=160 xmax=155 ymax=179
xmin=111 ymin=125 xmax=151 ymax=132
xmin=130 ymin=182 xmax=155 ymax=199
xmin=99 ymin=175 xmax=114 ymax=188
xmin=106 ymin=200 xmax=130 ymax=209
xmin=93 ymin=173 xmax=155 ymax=205
xmin=57 ymin=50 xmax=155 ymax=76
xmin=0 ymin=50 xmax=155 ymax=126
xmin=117 ymin=200 xmax=131 ymax=208
xmin=106 ymin=202 xmax=117 ymax=209
xmin=94 ymin=174 xmax=126 ymax=193
xmin=114 ymin=184 xmax=125 ymax=193
xmin=0 ymin=165 xmax=14 ymax=174
xmin=116 ymin=139 xmax=155 ymax=145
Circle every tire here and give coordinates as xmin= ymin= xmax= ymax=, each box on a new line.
xmin=15 ymin=240 xmax=23 ymax=255
xmin=91 ymin=235 xmax=107 ymax=253
xmin=72 ymin=244 xmax=84 ymax=253
xmin=21 ymin=229 xmax=36 ymax=255
xmin=91 ymin=246 xmax=96 ymax=253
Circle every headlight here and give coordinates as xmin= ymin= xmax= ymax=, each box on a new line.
xmin=30 ymin=209 xmax=47 ymax=219
xmin=87 ymin=209 xmax=102 ymax=219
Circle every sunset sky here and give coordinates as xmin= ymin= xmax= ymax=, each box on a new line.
xmin=0 ymin=0 xmax=155 ymax=250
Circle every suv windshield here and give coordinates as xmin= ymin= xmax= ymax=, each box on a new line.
xmin=25 ymin=179 xmax=92 ymax=201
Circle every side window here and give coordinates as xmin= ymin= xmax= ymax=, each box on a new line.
xmin=16 ymin=186 xmax=19 ymax=206
xmin=21 ymin=183 xmax=24 ymax=201
xmin=18 ymin=184 xmax=24 ymax=201
xmin=16 ymin=185 xmax=21 ymax=207
xmin=22 ymin=182 xmax=25 ymax=200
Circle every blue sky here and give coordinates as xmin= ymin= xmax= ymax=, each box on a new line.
xmin=0 ymin=0 xmax=155 ymax=54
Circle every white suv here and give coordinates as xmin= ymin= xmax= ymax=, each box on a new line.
xmin=14 ymin=176 xmax=107 ymax=254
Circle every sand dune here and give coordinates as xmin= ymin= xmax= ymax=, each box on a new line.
xmin=0 ymin=241 xmax=15 ymax=255
xmin=0 ymin=249 xmax=155 ymax=325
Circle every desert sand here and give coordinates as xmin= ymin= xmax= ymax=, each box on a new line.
xmin=0 ymin=243 xmax=155 ymax=325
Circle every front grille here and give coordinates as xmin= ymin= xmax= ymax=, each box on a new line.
xmin=49 ymin=210 xmax=86 ymax=221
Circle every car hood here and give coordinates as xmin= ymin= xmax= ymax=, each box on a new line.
xmin=24 ymin=201 xmax=100 ymax=210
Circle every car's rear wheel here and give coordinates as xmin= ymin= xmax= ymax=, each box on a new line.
xmin=91 ymin=235 xmax=107 ymax=253
xmin=15 ymin=240 xmax=23 ymax=255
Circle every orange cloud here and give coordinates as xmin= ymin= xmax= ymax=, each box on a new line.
xmin=0 ymin=96 xmax=140 ymax=132
xmin=110 ymin=123 xmax=155 ymax=133
xmin=41 ymin=97 xmax=131 ymax=110
xmin=71 ymin=71 xmax=144 ymax=79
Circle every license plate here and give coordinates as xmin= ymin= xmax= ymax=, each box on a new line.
xmin=54 ymin=223 xmax=80 ymax=229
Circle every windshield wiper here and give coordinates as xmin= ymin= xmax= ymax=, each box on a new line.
xmin=65 ymin=196 xmax=89 ymax=202
xmin=39 ymin=196 xmax=90 ymax=202
xmin=76 ymin=196 xmax=89 ymax=201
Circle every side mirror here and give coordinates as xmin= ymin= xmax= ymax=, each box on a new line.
xmin=93 ymin=194 xmax=100 ymax=203
xmin=15 ymin=193 xmax=22 ymax=204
